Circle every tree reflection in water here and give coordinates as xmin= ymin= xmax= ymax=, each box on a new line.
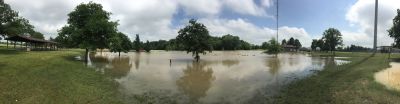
xmin=267 ymin=57 xmax=281 ymax=76
xmin=89 ymin=52 xmax=132 ymax=79
xmin=176 ymin=62 xmax=216 ymax=102
xmin=134 ymin=52 xmax=140 ymax=70
xmin=221 ymin=60 xmax=240 ymax=67
xmin=106 ymin=57 xmax=131 ymax=79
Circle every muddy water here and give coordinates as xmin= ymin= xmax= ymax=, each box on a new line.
xmin=87 ymin=51 xmax=345 ymax=103
xmin=375 ymin=62 xmax=400 ymax=91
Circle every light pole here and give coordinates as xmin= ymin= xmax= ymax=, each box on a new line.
xmin=373 ymin=0 xmax=378 ymax=53
xmin=276 ymin=0 xmax=279 ymax=43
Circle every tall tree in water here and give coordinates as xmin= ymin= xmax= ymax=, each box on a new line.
xmin=144 ymin=40 xmax=151 ymax=52
xmin=176 ymin=19 xmax=211 ymax=62
xmin=133 ymin=34 xmax=141 ymax=52
xmin=265 ymin=38 xmax=282 ymax=54
xmin=58 ymin=2 xmax=118 ymax=62
xmin=322 ymin=28 xmax=343 ymax=54
xmin=110 ymin=32 xmax=131 ymax=56
xmin=388 ymin=9 xmax=400 ymax=48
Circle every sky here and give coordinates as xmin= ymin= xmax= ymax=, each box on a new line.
xmin=4 ymin=0 xmax=400 ymax=47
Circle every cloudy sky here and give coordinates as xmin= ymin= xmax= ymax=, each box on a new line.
xmin=4 ymin=0 xmax=400 ymax=47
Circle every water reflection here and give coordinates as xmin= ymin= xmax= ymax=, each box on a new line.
xmin=375 ymin=62 xmax=400 ymax=90
xmin=87 ymin=51 xmax=349 ymax=103
xmin=88 ymin=53 xmax=131 ymax=78
xmin=176 ymin=62 xmax=215 ymax=102
xmin=221 ymin=60 xmax=239 ymax=67
xmin=134 ymin=52 xmax=140 ymax=69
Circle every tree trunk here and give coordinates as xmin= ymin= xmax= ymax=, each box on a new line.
xmin=85 ymin=48 xmax=89 ymax=63
xmin=195 ymin=52 xmax=200 ymax=62
xmin=119 ymin=51 xmax=121 ymax=57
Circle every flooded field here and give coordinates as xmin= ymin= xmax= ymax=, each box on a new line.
xmin=375 ymin=62 xmax=400 ymax=91
xmin=87 ymin=51 xmax=347 ymax=103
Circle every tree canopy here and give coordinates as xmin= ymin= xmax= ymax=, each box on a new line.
xmin=110 ymin=32 xmax=132 ymax=56
xmin=1 ymin=1 xmax=43 ymax=39
xmin=388 ymin=9 xmax=400 ymax=48
xmin=176 ymin=19 xmax=211 ymax=61
xmin=57 ymin=2 xmax=118 ymax=62
xmin=322 ymin=28 xmax=343 ymax=52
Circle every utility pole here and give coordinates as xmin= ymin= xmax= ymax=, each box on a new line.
xmin=373 ymin=0 xmax=378 ymax=53
xmin=276 ymin=0 xmax=279 ymax=43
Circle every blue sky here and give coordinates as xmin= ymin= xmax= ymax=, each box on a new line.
xmin=278 ymin=0 xmax=358 ymax=37
xmin=5 ymin=0 xmax=400 ymax=47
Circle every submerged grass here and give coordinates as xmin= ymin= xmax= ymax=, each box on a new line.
xmin=275 ymin=52 xmax=400 ymax=103
xmin=0 ymin=48 xmax=122 ymax=104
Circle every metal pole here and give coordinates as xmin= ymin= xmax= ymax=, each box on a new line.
xmin=373 ymin=0 xmax=378 ymax=53
xmin=276 ymin=0 xmax=279 ymax=43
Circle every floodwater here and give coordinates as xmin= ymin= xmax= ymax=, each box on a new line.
xmin=375 ymin=62 xmax=400 ymax=91
xmin=87 ymin=50 xmax=347 ymax=103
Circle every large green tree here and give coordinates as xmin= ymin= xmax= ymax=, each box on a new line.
xmin=110 ymin=32 xmax=131 ymax=56
xmin=322 ymin=28 xmax=343 ymax=53
xmin=0 ymin=0 xmax=18 ymax=37
xmin=58 ymin=2 xmax=118 ymax=62
xmin=1 ymin=1 xmax=39 ymax=38
xmin=176 ymin=19 xmax=211 ymax=62
xmin=388 ymin=9 xmax=400 ymax=48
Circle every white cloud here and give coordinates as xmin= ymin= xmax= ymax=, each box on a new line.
xmin=4 ymin=0 xmax=290 ymax=45
xmin=199 ymin=18 xmax=312 ymax=46
xmin=279 ymin=26 xmax=312 ymax=47
xmin=345 ymin=0 xmax=400 ymax=47
xmin=177 ymin=0 xmax=222 ymax=16
xmin=221 ymin=0 xmax=270 ymax=16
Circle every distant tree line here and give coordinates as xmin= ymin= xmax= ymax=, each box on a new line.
xmin=341 ymin=45 xmax=371 ymax=52
xmin=143 ymin=34 xmax=261 ymax=51
xmin=0 ymin=1 xmax=45 ymax=39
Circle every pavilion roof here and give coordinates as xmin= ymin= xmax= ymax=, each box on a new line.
xmin=5 ymin=35 xmax=57 ymax=44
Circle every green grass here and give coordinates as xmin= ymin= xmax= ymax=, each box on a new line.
xmin=0 ymin=48 xmax=122 ymax=104
xmin=275 ymin=52 xmax=400 ymax=103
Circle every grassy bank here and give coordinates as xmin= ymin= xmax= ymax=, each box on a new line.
xmin=275 ymin=52 xmax=400 ymax=103
xmin=0 ymin=48 xmax=122 ymax=104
